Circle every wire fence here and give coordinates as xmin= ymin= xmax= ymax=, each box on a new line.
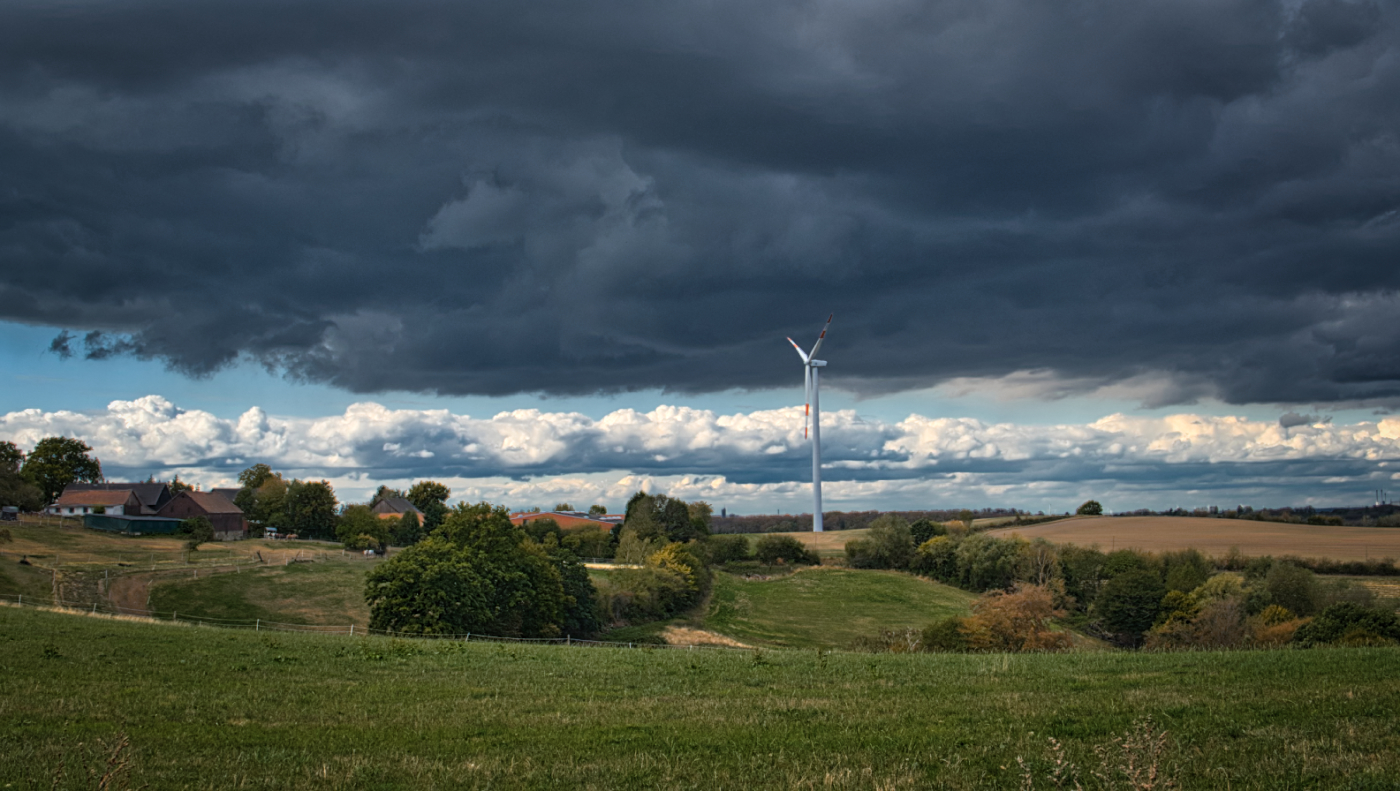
xmin=0 ymin=592 xmax=751 ymax=652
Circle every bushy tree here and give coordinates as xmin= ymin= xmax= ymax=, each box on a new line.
xmin=181 ymin=516 xmax=215 ymax=551
xmin=286 ymin=480 xmax=338 ymax=539
xmin=337 ymin=504 xmax=389 ymax=550
xmin=0 ymin=441 xmax=44 ymax=511
xmin=1076 ymin=500 xmax=1104 ymax=516
xmin=21 ymin=436 xmax=103 ymax=504
xmin=562 ymin=525 xmax=616 ymax=559
xmin=1096 ymin=570 xmax=1166 ymax=645
xmin=909 ymin=518 xmax=946 ymax=545
xmin=1162 ymin=549 xmax=1211 ymax=593
xmin=408 ymin=480 xmax=451 ymax=531
xmin=588 ymin=504 xmax=607 ymax=516
xmin=954 ymin=534 xmax=1023 ymax=591
xmin=845 ymin=515 xmax=915 ymax=569
xmin=1264 ymin=562 xmax=1321 ymax=617
xmin=700 ymin=534 xmax=752 ymax=565
xmin=911 ymin=536 xmax=960 ymax=581
xmin=393 ymin=510 xmax=424 ymax=546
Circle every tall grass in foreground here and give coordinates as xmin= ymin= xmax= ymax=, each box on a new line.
xmin=3 ymin=606 xmax=1399 ymax=789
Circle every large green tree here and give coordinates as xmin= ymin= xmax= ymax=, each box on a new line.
xmin=21 ymin=436 xmax=103 ymax=504
xmin=286 ymin=480 xmax=338 ymax=539
xmin=0 ymin=441 xmax=45 ymax=511
xmin=408 ymin=480 xmax=451 ymax=531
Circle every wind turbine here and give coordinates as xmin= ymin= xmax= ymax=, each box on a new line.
xmin=788 ymin=314 xmax=832 ymax=533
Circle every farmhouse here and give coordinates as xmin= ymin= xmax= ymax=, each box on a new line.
xmin=49 ymin=488 xmax=142 ymax=516
xmin=50 ymin=481 xmax=173 ymax=515
xmin=156 ymin=490 xmax=248 ymax=540
xmin=371 ymin=497 xmax=424 ymax=521
xmin=509 ymin=510 xmax=622 ymax=531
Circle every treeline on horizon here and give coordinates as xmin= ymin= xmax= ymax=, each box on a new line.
xmin=1120 ymin=503 xmax=1400 ymax=528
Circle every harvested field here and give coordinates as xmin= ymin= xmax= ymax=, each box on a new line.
xmin=986 ymin=515 xmax=1400 ymax=561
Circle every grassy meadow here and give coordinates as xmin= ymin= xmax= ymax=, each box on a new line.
xmin=147 ymin=559 xmax=378 ymax=627
xmin=4 ymin=605 xmax=1400 ymax=789
xmin=704 ymin=567 xmax=975 ymax=649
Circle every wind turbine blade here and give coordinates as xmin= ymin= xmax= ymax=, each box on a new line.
xmin=808 ymin=314 xmax=833 ymax=357
xmin=787 ymin=337 xmax=809 ymax=363
xmin=804 ymin=365 xmax=812 ymax=438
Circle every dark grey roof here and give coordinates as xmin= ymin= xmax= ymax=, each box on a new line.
xmin=209 ymin=488 xmax=242 ymax=502
xmin=371 ymin=497 xmax=423 ymax=515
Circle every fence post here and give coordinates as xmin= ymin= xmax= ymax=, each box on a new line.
xmin=256 ymin=619 xmax=260 ymax=631
xmin=350 ymin=624 xmax=354 ymax=636
xmin=466 ymin=632 xmax=470 ymax=642
xmin=566 ymin=634 xmax=571 ymax=646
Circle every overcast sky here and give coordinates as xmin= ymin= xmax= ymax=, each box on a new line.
xmin=3 ymin=0 xmax=1398 ymax=512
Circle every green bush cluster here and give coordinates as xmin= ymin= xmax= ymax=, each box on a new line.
xmin=365 ymin=502 xmax=599 ymax=638
xmin=755 ymin=534 xmax=820 ymax=566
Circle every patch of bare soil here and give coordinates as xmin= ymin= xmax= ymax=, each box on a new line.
xmin=107 ymin=573 xmax=154 ymax=616
xmin=661 ymin=625 xmax=752 ymax=648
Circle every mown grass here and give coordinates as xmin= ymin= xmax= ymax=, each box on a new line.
xmin=704 ymin=567 xmax=976 ymax=649
xmin=3 ymin=605 xmax=1400 ymax=789
xmin=147 ymin=559 xmax=378 ymax=627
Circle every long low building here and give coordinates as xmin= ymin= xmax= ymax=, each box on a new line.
xmin=83 ymin=514 xmax=185 ymax=535
xmin=509 ymin=511 xmax=623 ymax=531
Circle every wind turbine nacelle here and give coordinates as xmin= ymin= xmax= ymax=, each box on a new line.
xmin=810 ymin=359 xmax=827 ymax=367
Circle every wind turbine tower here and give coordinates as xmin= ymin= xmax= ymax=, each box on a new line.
xmin=788 ymin=314 xmax=833 ymax=532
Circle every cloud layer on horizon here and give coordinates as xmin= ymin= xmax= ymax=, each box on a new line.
xmin=1 ymin=0 xmax=1399 ymax=406
xmin=4 ymin=395 xmax=1398 ymax=511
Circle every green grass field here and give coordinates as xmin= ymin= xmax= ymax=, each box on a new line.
xmin=704 ymin=567 xmax=976 ymax=648
xmin=147 ymin=559 xmax=378 ymax=627
xmin=3 ymin=605 xmax=1400 ymax=789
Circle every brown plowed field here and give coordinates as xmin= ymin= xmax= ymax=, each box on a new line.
xmin=985 ymin=516 xmax=1400 ymax=561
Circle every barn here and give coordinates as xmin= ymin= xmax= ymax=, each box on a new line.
xmin=156 ymin=491 xmax=248 ymax=540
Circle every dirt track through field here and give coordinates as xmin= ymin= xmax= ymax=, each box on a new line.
xmin=985 ymin=516 xmax=1400 ymax=561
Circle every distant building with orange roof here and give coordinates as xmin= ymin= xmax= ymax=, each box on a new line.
xmin=509 ymin=511 xmax=622 ymax=531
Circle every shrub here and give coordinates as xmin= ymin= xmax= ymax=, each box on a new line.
xmin=845 ymin=515 xmax=915 ymax=569
xmin=911 ymin=536 xmax=960 ymax=581
xmin=954 ymin=534 xmax=1023 ymax=591
xmin=1102 ymin=549 xmax=1155 ymax=579
xmin=562 ymin=525 xmax=616 ymax=559
xmin=1293 ymin=602 xmax=1400 ymax=647
xmin=701 ymin=534 xmax=752 ymax=565
xmin=965 ymin=583 xmax=1072 ymax=652
xmin=1145 ymin=597 xmax=1248 ymax=650
xmin=920 ymin=617 xmax=971 ymax=652
xmin=1095 ymin=570 xmax=1166 ymax=645
xmin=1162 ymin=549 xmax=1210 ymax=592
xmin=909 ymin=518 xmax=945 ymax=545
xmin=1264 ymin=562 xmax=1321 ymax=616
xmin=755 ymin=534 xmax=818 ymax=565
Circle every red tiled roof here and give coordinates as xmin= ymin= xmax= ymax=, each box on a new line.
xmin=54 ymin=489 xmax=136 ymax=507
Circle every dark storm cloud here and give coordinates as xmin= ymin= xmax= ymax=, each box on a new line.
xmin=2 ymin=0 xmax=1399 ymax=404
